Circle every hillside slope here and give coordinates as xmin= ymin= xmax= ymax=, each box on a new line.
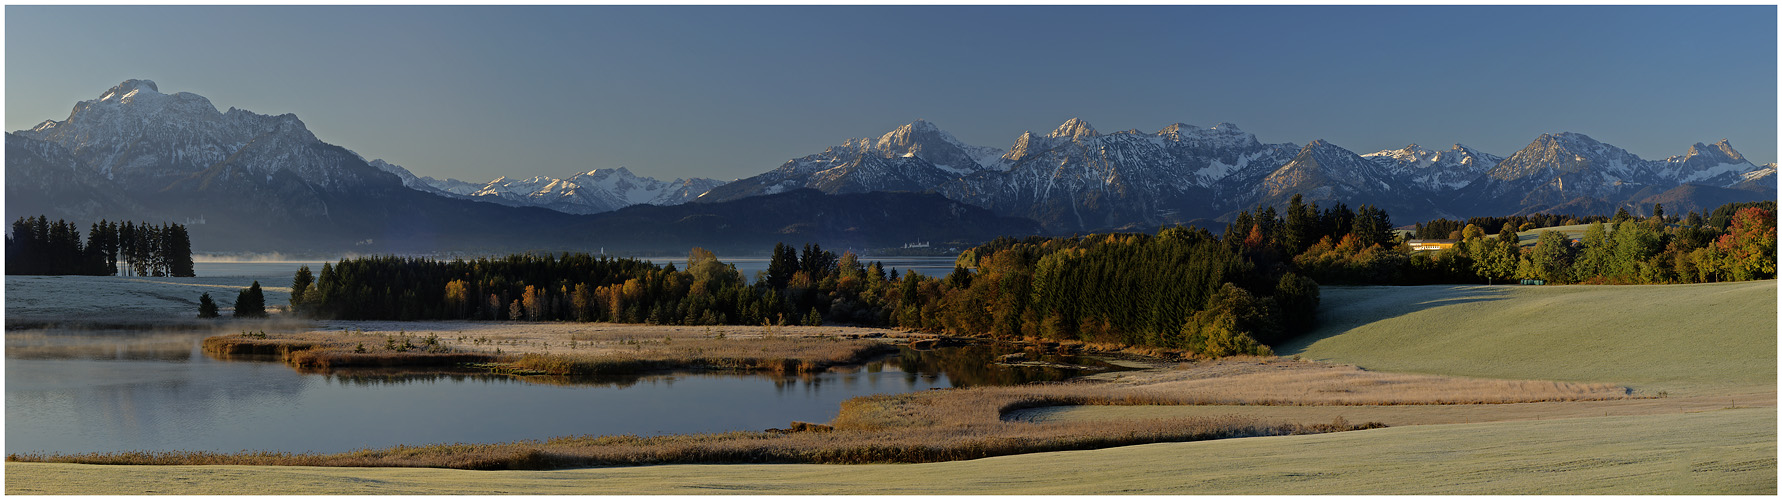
xmin=1277 ymin=281 xmax=1776 ymax=393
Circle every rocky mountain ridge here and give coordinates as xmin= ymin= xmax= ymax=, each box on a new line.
xmin=10 ymin=80 xmax=1773 ymax=250
xmin=701 ymin=118 xmax=1774 ymax=231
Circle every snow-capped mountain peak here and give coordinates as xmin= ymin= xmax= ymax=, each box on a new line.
xmin=1713 ymin=139 xmax=1746 ymax=162
xmin=1259 ymin=139 xmax=1397 ymax=204
xmin=1680 ymin=139 xmax=1747 ymax=164
xmin=1003 ymin=131 xmax=1043 ymax=163
xmin=1464 ymin=131 xmax=1771 ymax=215
xmin=1048 ymin=118 xmax=1099 ymax=139
xmin=1157 ymin=123 xmax=1199 ymax=136
xmin=1362 ymin=143 xmax=1502 ymax=191
xmin=1491 ymin=132 xmax=1648 ymax=181
xmin=15 ymin=79 xmax=375 ymax=191
xmin=391 ymin=166 xmax=724 ymax=215
xmin=100 ymin=79 xmax=159 ymax=100
xmin=1664 ymin=138 xmax=1758 ymax=185
xmin=868 ymin=119 xmax=1007 ymax=172
xmin=1156 ymin=122 xmax=1262 ymax=149
xmin=582 ymin=166 xmax=636 ymax=178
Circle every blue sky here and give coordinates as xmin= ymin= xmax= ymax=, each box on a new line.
xmin=6 ymin=5 xmax=1776 ymax=182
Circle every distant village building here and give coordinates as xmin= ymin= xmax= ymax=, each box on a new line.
xmin=1406 ymin=239 xmax=1458 ymax=252
xmin=902 ymin=241 xmax=930 ymax=249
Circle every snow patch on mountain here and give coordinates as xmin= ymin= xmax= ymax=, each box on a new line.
xmin=13 ymin=79 xmax=388 ymax=192
xmin=394 ymin=167 xmax=725 ymax=215
xmin=1363 ymin=143 xmax=1503 ymax=191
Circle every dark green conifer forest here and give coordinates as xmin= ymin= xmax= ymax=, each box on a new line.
xmin=5 ymin=216 xmax=194 ymax=277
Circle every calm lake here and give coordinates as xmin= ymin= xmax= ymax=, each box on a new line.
xmin=6 ymin=260 xmax=1108 ymax=455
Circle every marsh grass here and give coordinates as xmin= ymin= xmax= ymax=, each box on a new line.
xmin=201 ymin=326 xmax=895 ymax=376
xmin=203 ymin=332 xmax=500 ymax=369
xmin=507 ymin=337 xmax=897 ymax=375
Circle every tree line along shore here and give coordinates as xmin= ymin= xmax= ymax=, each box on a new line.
xmin=269 ymin=197 xmax=1773 ymax=358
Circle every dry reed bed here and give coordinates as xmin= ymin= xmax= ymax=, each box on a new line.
xmin=202 ymin=332 xmax=500 ymax=369
xmin=202 ymin=324 xmax=899 ymax=375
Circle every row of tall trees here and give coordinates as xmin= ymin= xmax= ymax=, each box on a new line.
xmin=919 ymin=229 xmax=1316 ymax=356
xmin=1500 ymin=203 xmax=1777 ymax=284
xmin=5 ymin=216 xmax=193 ymax=276
xmin=295 ymin=231 xmax=1321 ymax=357
xmin=1301 ymin=200 xmax=1776 ymax=285
xmin=1223 ymin=195 xmax=1396 ymax=259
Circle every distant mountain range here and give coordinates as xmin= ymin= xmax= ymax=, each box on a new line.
xmin=8 ymin=79 xmax=1774 ymax=253
xmin=369 ymin=161 xmax=724 ymax=216
xmin=699 ymin=118 xmax=1774 ymax=231
xmin=5 ymin=80 xmax=1032 ymax=253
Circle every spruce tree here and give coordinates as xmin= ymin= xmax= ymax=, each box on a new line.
xmin=198 ymin=292 xmax=220 ymax=318
xmin=233 ymin=281 xmax=267 ymax=318
xmin=290 ymin=265 xmax=314 ymax=314
xmin=1283 ymin=194 xmax=1318 ymax=255
xmin=167 ymin=224 xmax=195 ymax=277
xmin=766 ymin=242 xmax=799 ymax=288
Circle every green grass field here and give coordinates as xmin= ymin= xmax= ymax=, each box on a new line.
xmin=1279 ymin=280 xmax=1776 ymax=394
xmin=1511 ymin=223 xmax=1596 ymax=246
xmin=9 ymin=280 xmax=1775 ymax=494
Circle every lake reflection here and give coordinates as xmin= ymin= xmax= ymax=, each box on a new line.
xmin=6 ymin=328 xmax=1115 ymax=455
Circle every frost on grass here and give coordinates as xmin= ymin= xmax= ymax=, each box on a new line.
xmin=7 ymin=275 xmax=293 ymax=324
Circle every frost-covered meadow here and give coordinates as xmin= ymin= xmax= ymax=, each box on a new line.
xmin=5 ymin=262 xmax=312 ymax=324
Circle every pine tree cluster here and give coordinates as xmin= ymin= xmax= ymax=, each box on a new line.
xmin=5 ymin=216 xmax=194 ymax=277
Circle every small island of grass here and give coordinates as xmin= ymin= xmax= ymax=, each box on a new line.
xmin=202 ymin=322 xmax=906 ymax=377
